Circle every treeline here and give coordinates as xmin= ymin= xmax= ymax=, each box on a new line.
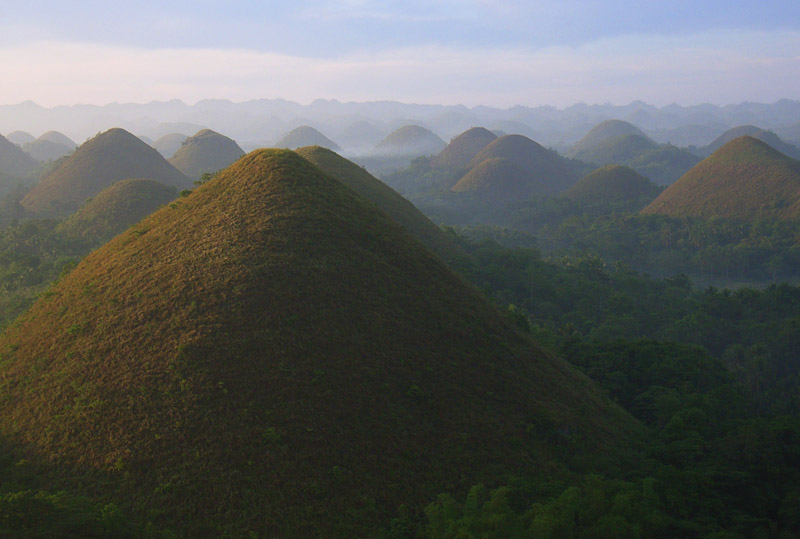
xmin=389 ymin=234 xmax=800 ymax=538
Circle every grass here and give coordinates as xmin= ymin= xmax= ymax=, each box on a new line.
xmin=20 ymin=128 xmax=191 ymax=218
xmin=277 ymin=126 xmax=340 ymax=151
xmin=431 ymin=127 xmax=497 ymax=170
xmin=564 ymin=165 xmax=661 ymax=206
xmin=167 ymin=129 xmax=244 ymax=180
xmin=643 ymin=136 xmax=800 ymax=221
xmin=0 ymin=149 xmax=638 ymax=536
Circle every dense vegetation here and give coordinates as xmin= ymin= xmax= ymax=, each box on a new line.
xmin=398 ymin=233 xmax=800 ymax=537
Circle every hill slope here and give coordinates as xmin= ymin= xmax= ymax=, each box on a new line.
xmin=564 ymin=164 xmax=662 ymax=209
xmin=0 ymin=149 xmax=632 ymax=536
xmin=373 ymin=125 xmax=446 ymax=156
xmin=57 ymin=178 xmax=177 ymax=242
xmin=152 ymin=133 xmax=188 ymax=158
xmin=295 ymin=145 xmax=466 ymax=264
xmin=431 ymin=127 xmax=497 ymax=170
xmin=457 ymin=134 xmax=582 ymax=199
xmin=168 ymin=129 xmax=245 ymax=180
xmin=277 ymin=125 xmax=340 ymax=151
xmin=642 ymin=136 xmax=800 ymax=220
xmin=20 ymin=128 xmax=190 ymax=217
xmin=698 ymin=125 xmax=800 ymax=159
xmin=568 ymin=119 xmax=648 ymax=160
xmin=0 ymin=134 xmax=39 ymax=177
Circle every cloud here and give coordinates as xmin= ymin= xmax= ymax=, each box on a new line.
xmin=0 ymin=29 xmax=797 ymax=108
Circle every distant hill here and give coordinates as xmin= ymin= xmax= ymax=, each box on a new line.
xmin=295 ymin=145 xmax=466 ymax=264
xmin=277 ymin=125 xmax=340 ymax=151
xmin=452 ymin=134 xmax=582 ymax=201
xmin=0 ymin=133 xmax=39 ymax=177
xmin=431 ymin=127 xmax=497 ymax=170
xmin=6 ymin=131 xmax=36 ymax=146
xmin=152 ymin=132 xmax=188 ymax=158
xmin=564 ymin=165 xmax=662 ymax=210
xmin=57 ymin=178 xmax=177 ymax=242
xmin=0 ymin=149 xmax=632 ymax=536
xmin=335 ymin=120 xmax=385 ymax=153
xmin=697 ymin=125 xmax=800 ymax=159
xmin=642 ymin=136 xmax=800 ymax=221
xmin=373 ymin=125 xmax=446 ymax=156
xmin=168 ymin=129 xmax=245 ymax=180
xmin=20 ymin=128 xmax=190 ymax=217
xmin=568 ymin=120 xmax=648 ymax=161
xmin=21 ymin=131 xmax=76 ymax=162
xmin=38 ymin=130 xmax=77 ymax=149
xmin=567 ymin=120 xmax=700 ymax=185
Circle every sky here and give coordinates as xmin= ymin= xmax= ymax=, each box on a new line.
xmin=1 ymin=0 xmax=799 ymax=108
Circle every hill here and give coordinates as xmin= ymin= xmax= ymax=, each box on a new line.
xmin=373 ymin=125 xmax=446 ymax=156
xmin=0 ymin=149 xmax=633 ymax=536
xmin=563 ymin=165 xmax=662 ymax=209
xmin=152 ymin=132 xmax=188 ymax=158
xmin=456 ymin=134 xmax=582 ymax=199
xmin=5 ymin=131 xmax=35 ymax=146
xmin=295 ymin=145 xmax=466 ymax=264
xmin=37 ymin=130 xmax=77 ymax=149
xmin=568 ymin=119 xmax=648 ymax=161
xmin=277 ymin=125 xmax=340 ymax=151
xmin=569 ymin=133 xmax=657 ymax=166
xmin=431 ymin=127 xmax=497 ymax=170
xmin=20 ymin=128 xmax=190 ymax=217
xmin=698 ymin=125 xmax=800 ymax=159
xmin=168 ymin=129 xmax=245 ymax=180
xmin=57 ymin=178 xmax=177 ymax=242
xmin=642 ymin=136 xmax=800 ymax=221
xmin=0 ymin=133 xmax=39 ymax=177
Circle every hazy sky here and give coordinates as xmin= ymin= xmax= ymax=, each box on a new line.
xmin=1 ymin=0 xmax=798 ymax=107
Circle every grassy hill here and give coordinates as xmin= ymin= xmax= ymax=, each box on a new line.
xmin=277 ymin=125 xmax=340 ymax=151
xmin=22 ymin=140 xmax=73 ymax=162
xmin=698 ymin=125 xmax=800 ymax=159
xmin=0 ymin=149 xmax=634 ymax=536
xmin=38 ymin=131 xmax=77 ymax=149
xmin=458 ymin=134 xmax=582 ymax=198
xmin=569 ymin=133 xmax=657 ymax=165
xmin=642 ymin=136 xmax=800 ymax=221
xmin=0 ymin=134 xmax=39 ymax=177
xmin=431 ymin=127 xmax=497 ymax=170
xmin=295 ymin=145 xmax=466 ymax=265
xmin=57 ymin=178 xmax=177 ymax=242
xmin=373 ymin=125 xmax=446 ymax=156
xmin=5 ymin=131 xmax=35 ymax=146
xmin=563 ymin=164 xmax=662 ymax=210
xmin=568 ymin=119 xmax=648 ymax=161
xmin=20 ymin=128 xmax=190 ymax=217
xmin=168 ymin=129 xmax=245 ymax=180
xmin=153 ymin=133 xmax=188 ymax=158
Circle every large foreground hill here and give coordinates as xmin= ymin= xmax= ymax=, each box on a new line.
xmin=0 ymin=149 xmax=633 ymax=536
xmin=642 ymin=136 xmax=800 ymax=221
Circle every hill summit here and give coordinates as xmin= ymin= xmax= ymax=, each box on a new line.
xmin=564 ymin=164 xmax=661 ymax=209
xmin=642 ymin=136 xmax=800 ymax=220
xmin=168 ymin=129 xmax=245 ymax=180
xmin=0 ymin=149 xmax=631 ymax=536
xmin=277 ymin=125 xmax=340 ymax=151
xmin=20 ymin=128 xmax=190 ymax=217
xmin=431 ymin=127 xmax=497 ymax=170
xmin=373 ymin=125 xmax=446 ymax=156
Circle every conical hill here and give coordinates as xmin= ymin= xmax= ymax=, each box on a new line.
xmin=373 ymin=125 xmax=446 ymax=156
xmin=568 ymin=119 xmax=648 ymax=160
xmin=0 ymin=149 xmax=633 ymax=536
xmin=20 ymin=128 xmax=190 ymax=217
xmin=38 ymin=130 xmax=77 ymax=149
xmin=295 ymin=145 xmax=466 ymax=264
xmin=699 ymin=125 xmax=800 ymax=159
xmin=168 ymin=129 xmax=245 ymax=180
xmin=564 ymin=165 xmax=662 ymax=208
xmin=431 ymin=127 xmax=497 ymax=169
xmin=461 ymin=134 xmax=581 ymax=197
xmin=57 ymin=178 xmax=177 ymax=242
xmin=153 ymin=133 xmax=188 ymax=158
xmin=0 ymin=133 xmax=38 ymax=177
xmin=642 ymin=136 xmax=800 ymax=220
xmin=277 ymin=125 xmax=340 ymax=151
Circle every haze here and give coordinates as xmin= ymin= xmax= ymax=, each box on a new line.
xmin=2 ymin=0 xmax=799 ymax=108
